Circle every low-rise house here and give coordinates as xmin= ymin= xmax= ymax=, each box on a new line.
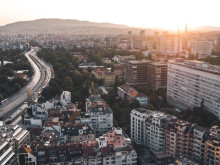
xmin=118 ymin=84 xmax=148 ymax=105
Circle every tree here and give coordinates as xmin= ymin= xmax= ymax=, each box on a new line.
xmin=63 ymin=76 xmax=73 ymax=90
xmin=14 ymin=83 xmax=21 ymax=92
xmin=91 ymin=81 xmax=95 ymax=95
xmin=144 ymin=104 xmax=154 ymax=110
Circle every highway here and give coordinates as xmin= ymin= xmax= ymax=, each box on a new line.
xmin=0 ymin=47 xmax=52 ymax=122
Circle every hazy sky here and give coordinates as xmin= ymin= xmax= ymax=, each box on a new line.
xmin=1 ymin=0 xmax=220 ymax=30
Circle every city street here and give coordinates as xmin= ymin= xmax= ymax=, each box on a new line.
xmin=0 ymin=47 xmax=51 ymax=121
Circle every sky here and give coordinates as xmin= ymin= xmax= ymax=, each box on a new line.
xmin=0 ymin=0 xmax=220 ymax=30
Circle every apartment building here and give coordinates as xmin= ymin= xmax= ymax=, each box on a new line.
xmin=146 ymin=113 xmax=172 ymax=152
xmin=191 ymin=41 xmax=212 ymax=58
xmin=204 ymin=126 xmax=220 ymax=165
xmin=25 ymin=103 xmax=48 ymax=127
xmin=0 ymin=125 xmax=30 ymax=165
xmin=156 ymin=36 xmax=182 ymax=55
xmin=167 ymin=59 xmax=220 ymax=119
xmin=19 ymin=145 xmax=37 ymax=165
xmin=125 ymin=60 xmax=150 ymax=86
xmin=130 ymin=109 xmax=152 ymax=145
xmin=130 ymin=108 xmax=173 ymax=150
xmin=165 ymin=119 xmax=195 ymax=159
xmin=118 ymin=84 xmax=148 ymax=106
xmin=86 ymin=96 xmax=113 ymax=135
xmin=0 ymin=141 xmax=19 ymax=165
xmin=62 ymin=124 xmax=95 ymax=143
xmin=125 ymin=60 xmax=168 ymax=89
xmin=147 ymin=62 xmax=167 ymax=90
xmin=188 ymin=126 xmax=209 ymax=163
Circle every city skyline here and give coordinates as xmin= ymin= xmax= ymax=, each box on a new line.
xmin=1 ymin=0 xmax=220 ymax=30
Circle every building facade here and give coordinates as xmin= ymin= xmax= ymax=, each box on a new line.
xmin=147 ymin=62 xmax=167 ymax=90
xmin=60 ymin=91 xmax=71 ymax=106
xmin=167 ymin=59 xmax=220 ymax=119
xmin=204 ymin=126 xmax=220 ymax=165
xmin=125 ymin=60 xmax=150 ymax=86
xmin=191 ymin=41 xmax=212 ymax=58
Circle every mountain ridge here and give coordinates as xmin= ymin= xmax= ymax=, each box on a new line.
xmin=0 ymin=18 xmax=136 ymax=34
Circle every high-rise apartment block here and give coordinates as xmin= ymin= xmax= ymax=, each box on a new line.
xmin=191 ymin=41 xmax=212 ymax=58
xmin=125 ymin=60 xmax=150 ymax=86
xmin=147 ymin=62 xmax=167 ymax=90
xmin=167 ymin=59 xmax=220 ymax=119
xmin=165 ymin=119 xmax=209 ymax=164
xmin=125 ymin=60 xmax=168 ymax=89
xmin=130 ymin=108 xmax=172 ymax=151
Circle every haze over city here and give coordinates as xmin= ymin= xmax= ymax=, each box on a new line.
xmin=1 ymin=0 xmax=220 ymax=30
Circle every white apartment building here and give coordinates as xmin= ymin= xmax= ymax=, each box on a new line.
xmin=85 ymin=96 xmax=113 ymax=135
xmin=167 ymin=59 xmax=220 ymax=119
xmin=146 ymin=113 xmax=171 ymax=152
xmin=24 ymin=104 xmax=48 ymax=127
xmin=130 ymin=108 xmax=152 ymax=145
xmin=60 ymin=91 xmax=71 ymax=106
xmin=131 ymin=108 xmax=172 ymax=152
xmin=191 ymin=41 xmax=212 ymax=58
xmin=89 ymin=104 xmax=113 ymax=135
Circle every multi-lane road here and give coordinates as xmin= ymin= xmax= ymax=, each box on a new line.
xmin=0 ymin=47 xmax=52 ymax=122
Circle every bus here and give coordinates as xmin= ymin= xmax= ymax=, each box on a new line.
xmin=1 ymin=99 xmax=8 ymax=105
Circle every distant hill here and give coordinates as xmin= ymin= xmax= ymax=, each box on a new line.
xmin=0 ymin=18 xmax=140 ymax=34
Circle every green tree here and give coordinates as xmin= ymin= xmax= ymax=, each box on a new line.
xmin=63 ymin=76 xmax=73 ymax=90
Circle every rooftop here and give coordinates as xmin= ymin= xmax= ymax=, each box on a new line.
xmin=169 ymin=59 xmax=220 ymax=75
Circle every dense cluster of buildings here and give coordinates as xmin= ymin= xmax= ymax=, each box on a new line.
xmin=0 ymin=90 xmax=137 ymax=165
xmin=122 ymin=58 xmax=220 ymax=120
xmin=130 ymin=108 xmax=220 ymax=165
